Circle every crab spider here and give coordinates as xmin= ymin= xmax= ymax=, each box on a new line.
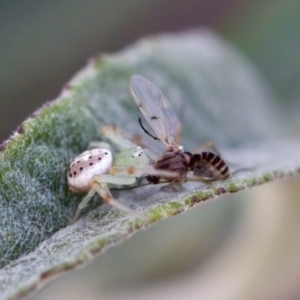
xmin=67 ymin=126 xmax=177 ymax=224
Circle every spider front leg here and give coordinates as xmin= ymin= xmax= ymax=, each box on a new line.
xmin=102 ymin=125 xmax=158 ymax=162
xmin=88 ymin=141 xmax=111 ymax=150
xmin=102 ymin=125 xmax=145 ymax=150
xmin=110 ymin=165 xmax=180 ymax=179
xmin=69 ymin=174 xmax=138 ymax=225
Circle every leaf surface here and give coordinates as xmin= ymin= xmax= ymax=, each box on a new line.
xmin=0 ymin=30 xmax=299 ymax=300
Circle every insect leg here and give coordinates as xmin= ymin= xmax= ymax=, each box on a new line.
xmin=185 ymin=173 xmax=217 ymax=183
xmin=160 ymin=180 xmax=185 ymax=192
xmin=193 ymin=141 xmax=221 ymax=156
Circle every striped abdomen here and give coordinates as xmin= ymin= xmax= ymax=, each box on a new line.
xmin=189 ymin=151 xmax=229 ymax=180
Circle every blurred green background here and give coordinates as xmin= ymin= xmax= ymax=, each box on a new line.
xmin=1 ymin=1 xmax=300 ymax=299
xmin=1 ymin=0 xmax=299 ymax=141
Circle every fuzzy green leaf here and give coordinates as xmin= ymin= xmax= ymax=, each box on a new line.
xmin=0 ymin=30 xmax=299 ymax=300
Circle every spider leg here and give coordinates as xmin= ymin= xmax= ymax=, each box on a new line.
xmin=94 ymin=174 xmax=137 ymax=185
xmin=91 ymin=181 xmax=138 ymax=216
xmin=102 ymin=125 xmax=159 ymax=162
xmin=69 ymin=174 xmax=139 ymax=224
xmin=110 ymin=165 xmax=179 ymax=179
xmin=88 ymin=141 xmax=111 ymax=150
xmin=102 ymin=125 xmax=145 ymax=150
xmin=144 ymin=148 xmax=158 ymax=162
xmin=69 ymin=189 xmax=96 ymax=225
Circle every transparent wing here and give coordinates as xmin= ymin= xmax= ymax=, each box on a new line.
xmin=130 ymin=75 xmax=182 ymax=147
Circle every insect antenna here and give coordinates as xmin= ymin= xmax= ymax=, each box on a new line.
xmin=138 ymin=118 xmax=160 ymax=141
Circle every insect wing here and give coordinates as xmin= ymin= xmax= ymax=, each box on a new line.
xmin=130 ymin=75 xmax=181 ymax=146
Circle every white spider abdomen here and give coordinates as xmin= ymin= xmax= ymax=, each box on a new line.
xmin=67 ymin=148 xmax=113 ymax=193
